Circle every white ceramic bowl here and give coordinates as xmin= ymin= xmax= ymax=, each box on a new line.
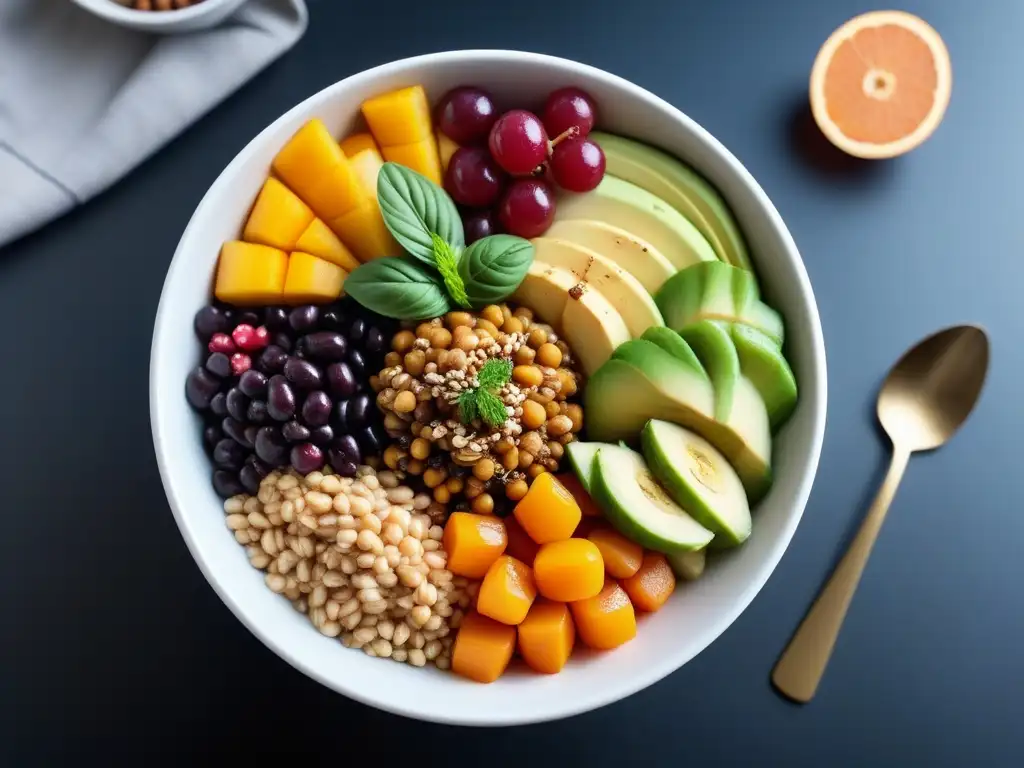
xmin=150 ymin=50 xmax=827 ymax=726
xmin=71 ymin=0 xmax=249 ymax=33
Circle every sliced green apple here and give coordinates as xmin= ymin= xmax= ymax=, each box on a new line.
xmin=640 ymin=327 xmax=707 ymax=379
xmin=667 ymin=549 xmax=706 ymax=580
xmin=727 ymin=323 xmax=798 ymax=432
xmin=565 ymin=440 xmax=617 ymax=493
xmin=678 ymin=320 xmax=739 ymax=423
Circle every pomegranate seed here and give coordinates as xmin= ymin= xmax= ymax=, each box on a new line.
xmin=208 ymin=333 xmax=235 ymax=354
xmin=230 ymin=353 xmax=252 ymax=375
xmin=251 ymin=326 xmax=270 ymax=349
xmin=232 ymin=324 xmax=257 ymax=351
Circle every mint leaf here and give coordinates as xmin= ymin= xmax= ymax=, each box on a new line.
xmin=431 ymin=233 xmax=470 ymax=309
xmin=477 ymin=358 xmax=512 ymax=390
xmin=458 ymin=388 xmax=479 ymax=424
xmin=377 ymin=163 xmax=465 ymax=269
xmin=476 ymin=389 xmax=508 ymax=428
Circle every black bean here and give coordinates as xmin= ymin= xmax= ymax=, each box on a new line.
xmin=255 ymin=426 xmax=289 ymax=466
xmin=203 ymin=424 xmax=223 ymax=453
xmin=238 ymin=369 xmax=268 ymax=398
xmin=347 ymin=393 xmax=371 ymax=429
xmin=244 ymin=426 xmax=260 ymax=447
xmin=356 ymin=424 xmax=384 ymax=455
xmin=236 ymin=310 xmax=261 ymax=328
xmin=284 ymin=357 xmax=323 ymax=390
xmin=326 ymin=362 xmax=356 ymax=398
xmin=194 ymin=306 xmax=229 ymax=342
xmin=263 ymin=306 xmax=289 ymax=331
xmin=347 ymin=349 xmax=366 ymax=380
xmin=266 ymin=375 xmax=296 ymax=421
xmin=290 ymin=443 xmax=324 ymax=475
xmin=238 ymin=463 xmax=262 ymax=494
xmin=213 ymin=470 xmax=245 ymax=498
xmin=246 ymin=400 xmax=268 ymax=425
xmin=301 ymin=390 xmax=332 ymax=427
xmin=209 ymin=392 xmax=228 ymax=417
xmin=333 ymin=399 xmax=350 ymax=432
xmin=332 ymin=434 xmax=361 ymax=465
xmin=310 ymin=424 xmax=334 ymax=446
xmin=205 ymin=352 xmax=232 ymax=378
xmin=347 ymin=317 xmax=366 ymax=345
xmin=226 ymin=387 xmax=249 ymax=422
xmin=293 ymin=336 xmax=309 ymax=359
xmin=334 ymin=460 xmax=359 ymax=478
xmin=256 ymin=344 xmax=288 ymax=375
xmin=213 ymin=438 xmax=247 ymax=470
xmin=185 ymin=367 xmax=221 ymax=410
xmin=366 ymin=327 xmax=385 ymax=354
xmin=271 ymin=332 xmax=293 ymax=352
xmin=307 ymin=331 xmax=348 ymax=361
xmin=320 ymin=305 xmax=347 ymax=330
xmin=289 ymin=305 xmax=320 ymax=333
xmin=282 ymin=420 xmax=310 ymax=443
xmin=250 ymin=457 xmax=271 ymax=479
xmin=222 ymin=417 xmax=253 ymax=449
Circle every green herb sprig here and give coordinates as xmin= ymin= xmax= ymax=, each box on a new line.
xmin=457 ymin=358 xmax=513 ymax=428
xmin=344 ymin=163 xmax=535 ymax=319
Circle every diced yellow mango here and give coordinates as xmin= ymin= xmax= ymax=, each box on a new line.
xmin=328 ymin=200 xmax=401 ymax=262
xmin=340 ymin=132 xmax=379 ymax=157
xmin=271 ymin=120 xmax=366 ymax=221
xmin=294 ymin=218 xmax=360 ymax=272
xmin=282 ymin=251 xmax=347 ymax=304
xmin=383 ymin=137 xmax=443 ymax=185
xmin=214 ymin=241 xmax=288 ymax=305
xmin=242 ymin=177 xmax=314 ymax=251
xmin=348 ymin=148 xmax=384 ymax=199
xmin=361 ymin=85 xmax=433 ymax=147
xmin=437 ymin=130 xmax=460 ymax=172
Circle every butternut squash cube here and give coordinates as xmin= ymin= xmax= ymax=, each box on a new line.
xmin=451 ymin=611 xmax=516 ymax=684
xmin=339 ymin=132 xmax=379 ymax=157
xmin=514 ymin=473 xmax=582 ymax=545
xmin=214 ymin=241 xmax=287 ymax=305
xmin=361 ymin=85 xmax=433 ymax=147
xmin=282 ymin=252 xmax=346 ymax=304
xmin=271 ymin=120 xmax=366 ymax=221
xmin=477 ymin=555 xmax=537 ymax=626
xmin=383 ymin=137 xmax=443 ymax=185
xmin=504 ymin=516 xmax=540 ymax=567
xmin=347 ymin=147 xmax=385 ymax=199
xmin=437 ymin=129 xmax=460 ymax=172
xmin=242 ymin=177 xmax=314 ymax=251
xmin=533 ymin=539 xmax=604 ymax=602
xmin=293 ymin=218 xmax=360 ymax=272
xmin=443 ymin=512 xmax=507 ymax=579
xmin=518 ymin=599 xmax=575 ymax=674
xmin=570 ymin=580 xmax=637 ymax=651
xmin=588 ymin=528 xmax=643 ymax=579
xmin=328 ymin=200 xmax=401 ymax=262
xmin=622 ymin=552 xmax=676 ymax=613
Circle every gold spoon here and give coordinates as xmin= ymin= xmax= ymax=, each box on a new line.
xmin=772 ymin=324 xmax=990 ymax=703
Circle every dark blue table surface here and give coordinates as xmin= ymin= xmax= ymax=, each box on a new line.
xmin=3 ymin=0 xmax=1022 ymax=763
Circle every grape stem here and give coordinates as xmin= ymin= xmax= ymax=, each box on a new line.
xmin=547 ymin=125 xmax=580 ymax=154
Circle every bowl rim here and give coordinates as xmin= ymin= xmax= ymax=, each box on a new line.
xmin=150 ymin=49 xmax=827 ymax=725
xmin=71 ymin=0 xmax=244 ymax=26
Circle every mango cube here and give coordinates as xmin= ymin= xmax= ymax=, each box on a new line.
xmin=328 ymin=200 xmax=401 ymax=262
xmin=383 ymin=137 xmax=443 ymax=185
xmin=340 ymin=132 xmax=379 ymax=157
xmin=294 ymin=218 xmax=360 ymax=272
xmin=437 ymin=129 xmax=460 ymax=172
xmin=347 ymin=146 xmax=385 ymax=199
xmin=214 ymin=241 xmax=288 ymax=305
xmin=361 ymin=85 xmax=433 ymax=146
xmin=518 ymin=600 xmax=575 ymax=674
xmin=242 ymin=177 xmax=314 ymax=251
xmin=477 ymin=555 xmax=537 ymax=626
xmin=271 ymin=120 xmax=366 ymax=221
xmin=282 ymin=251 xmax=347 ymax=304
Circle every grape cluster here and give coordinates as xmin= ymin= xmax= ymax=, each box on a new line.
xmin=436 ymin=86 xmax=605 ymax=241
xmin=186 ymin=300 xmax=391 ymax=498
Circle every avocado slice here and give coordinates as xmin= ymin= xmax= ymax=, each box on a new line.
xmin=555 ymin=175 xmax=718 ymax=271
xmin=727 ymin=324 xmax=799 ymax=432
xmin=640 ymin=327 xmax=707 ymax=379
xmin=531 ymin=237 xmax=664 ymax=337
xmin=641 ymin=419 xmax=751 ymax=547
xmin=545 ymin=220 xmax=676 ymax=294
xmin=592 ymin=131 xmax=752 ymax=271
xmin=565 ymin=441 xmax=617 ymax=493
xmin=590 ymin=445 xmax=714 ymax=553
xmin=655 ymin=262 xmax=783 ymax=344
xmin=595 ymin=340 xmax=772 ymax=502
xmin=678 ymin=320 xmax=739 ymax=423
xmin=667 ymin=549 xmax=706 ymax=580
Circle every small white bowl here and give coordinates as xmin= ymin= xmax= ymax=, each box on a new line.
xmin=150 ymin=50 xmax=827 ymax=726
xmin=71 ymin=0 xmax=250 ymax=33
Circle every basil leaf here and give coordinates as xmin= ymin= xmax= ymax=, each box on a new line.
xmin=378 ymin=162 xmax=465 ymax=268
xmin=344 ymin=257 xmax=451 ymax=320
xmin=458 ymin=235 xmax=535 ymax=307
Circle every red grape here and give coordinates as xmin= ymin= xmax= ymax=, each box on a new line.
xmin=499 ymin=178 xmax=556 ymax=238
xmin=550 ymin=138 xmax=606 ymax=192
xmin=445 ymin=147 xmax=506 ymax=208
xmin=436 ymin=86 xmax=497 ymax=145
xmin=489 ymin=110 xmax=548 ymax=176
xmin=542 ymin=87 xmax=597 ymax=139
xmin=463 ymin=210 xmax=501 ymax=244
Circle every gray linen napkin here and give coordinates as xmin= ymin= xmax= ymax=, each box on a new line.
xmin=0 ymin=0 xmax=308 ymax=248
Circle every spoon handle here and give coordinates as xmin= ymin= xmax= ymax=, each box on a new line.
xmin=772 ymin=447 xmax=911 ymax=703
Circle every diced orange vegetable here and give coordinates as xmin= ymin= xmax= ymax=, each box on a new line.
xmin=214 ymin=241 xmax=288 ymax=305
xmin=443 ymin=512 xmax=507 ymax=579
xmin=272 ymin=120 xmax=366 ymax=221
xmin=504 ymin=517 xmax=540 ymax=566
xmin=361 ymin=85 xmax=433 ymax=147
xmin=570 ymin=580 xmax=637 ymax=650
xmin=293 ymin=218 xmax=360 ymax=272
xmin=451 ymin=611 xmax=517 ymax=684
xmin=437 ymin=130 xmax=460 ymax=172
xmin=518 ymin=599 xmax=575 ymax=674
xmin=383 ymin=137 xmax=443 ymax=185
xmin=533 ymin=539 xmax=604 ymax=602
xmin=477 ymin=555 xmax=537 ymax=625
xmin=282 ymin=252 xmax=346 ymax=304
xmin=340 ymin=132 xmax=379 ymax=157
xmin=347 ymin=146 xmax=384 ymax=199
xmin=622 ymin=552 xmax=676 ymax=612
xmin=588 ymin=528 xmax=644 ymax=579
xmin=242 ymin=177 xmax=314 ymax=251
xmin=328 ymin=200 xmax=400 ymax=262
xmin=556 ymin=473 xmax=602 ymax=517
xmin=514 ymin=473 xmax=581 ymax=544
